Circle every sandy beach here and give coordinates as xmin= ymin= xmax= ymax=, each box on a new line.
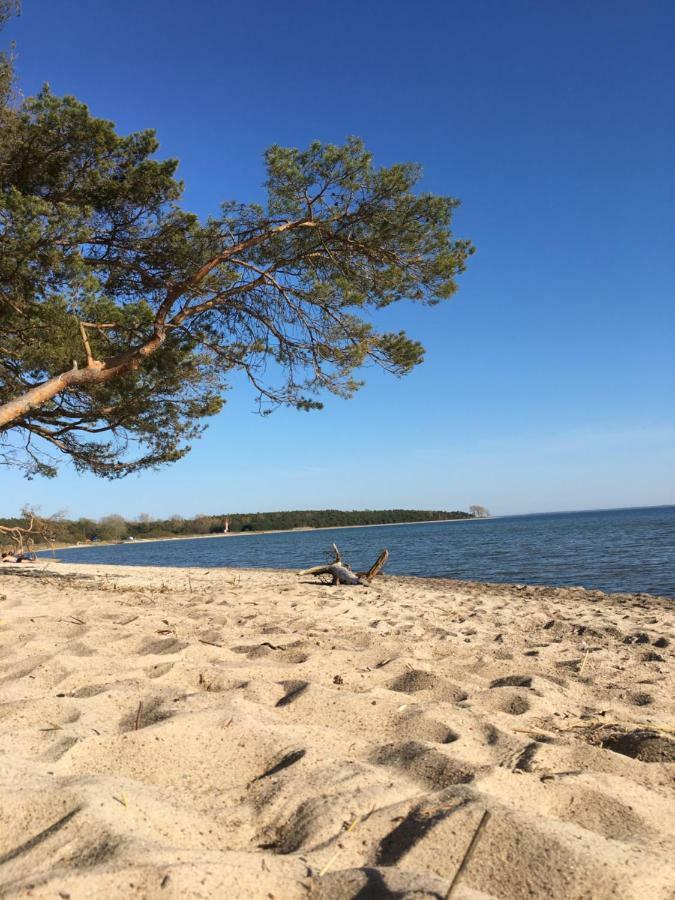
xmin=0 ymin=561 xmax=673 ymax=899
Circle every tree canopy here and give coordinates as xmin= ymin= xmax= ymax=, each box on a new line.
xmin=0 ymin=27 xmax=473 ymax=478
xmin=469 ymin=505 xmax=490 ymax=518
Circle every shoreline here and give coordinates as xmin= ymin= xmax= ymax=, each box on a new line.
xmin=15 ymin=557 xmax=674 ymax=602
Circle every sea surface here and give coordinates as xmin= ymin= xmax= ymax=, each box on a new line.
xmin=40 ymin=506 xmax=675 ymax=597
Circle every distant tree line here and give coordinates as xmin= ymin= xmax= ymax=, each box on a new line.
xmin=0 ymin=508 xmax=476 ymax=546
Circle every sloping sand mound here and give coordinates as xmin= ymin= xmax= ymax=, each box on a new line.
xmin=0 ymin=562 xmax=673 ymax=898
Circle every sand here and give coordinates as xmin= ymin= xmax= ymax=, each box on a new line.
xmin=0 ymin=560 xmax=673 ymax=899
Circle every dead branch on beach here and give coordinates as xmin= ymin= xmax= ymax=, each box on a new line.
xmin=0 ymin=507 xmax=55 ymax=559
xmin=298 ymin=543 xmax=389 ymax=586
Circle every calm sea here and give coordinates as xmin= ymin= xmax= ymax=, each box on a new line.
xmin=40 ymin=506 xmax=675 ymax=598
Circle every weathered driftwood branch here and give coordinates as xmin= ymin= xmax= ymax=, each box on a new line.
xmin=0 ymin=507 xmax=53 ymax=558
xmin=298 ymin=543 xmax=389 ymax=586
xmin=0 ymin=513 xmax=37 ymax=555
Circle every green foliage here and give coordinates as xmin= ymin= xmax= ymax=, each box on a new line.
xmin=0 ymin=1 xmax=19 ymax=110
xmin=0 ymin=508 xmax=472 ymax=545
xmin=96 ymin=514 xmax=127 ymax=542
xmin=0 ymin=35 xmax=473 ymax=478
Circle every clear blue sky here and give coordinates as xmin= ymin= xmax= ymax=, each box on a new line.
xmin=3 ymin=0 xmax=674 ymax=519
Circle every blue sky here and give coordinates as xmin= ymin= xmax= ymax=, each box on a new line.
xmin=3 ymin=0 xmax=674 ymax=518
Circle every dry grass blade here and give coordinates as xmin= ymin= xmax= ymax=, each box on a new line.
xmin=512 ymin=727 xmax=555 ymax=737
xmin=445 ymin=808 xmax=490 ymax=898
xmin=559 ymin=719 xmax=675 ymax=737
xmin=134 ymin=701 xmax=143 ymax=730
xmin=318 ymin=806 xmax=376 ymax=877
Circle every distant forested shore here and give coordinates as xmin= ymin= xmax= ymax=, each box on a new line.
xmin=1 ymin=509 xmax=479 ymax=547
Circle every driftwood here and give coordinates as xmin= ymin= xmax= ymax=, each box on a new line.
xmin=0 ymin=508 xmax=52 ymax=559
xmin=298 ymin=544 xmax=388 ymax=586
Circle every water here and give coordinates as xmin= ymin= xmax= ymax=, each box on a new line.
xmin=40 ymin=506 xmax=675 ymax=597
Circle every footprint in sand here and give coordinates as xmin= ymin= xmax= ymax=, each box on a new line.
xmin=371 ymin=740 xmax=475 ymax=788
xmin=489 ymin=674 xmax=533 ymax=688
xmin=392 ymin=712 xmax=459 ymax=745
xmin=146 ymin=661 xmax=175 ymax=678
xmin=374 ymin=793 xmax=475 ymax=866
xmin=548 ymin=783 xmax=652 ymax=842
xmin=231 ymin=642 xmax=310 ymax=664
xmin=596 ymin=729 xmax=675 ymax=763
xmin=486 ymin=674 xmax=535 ymax=715
xmin=70 ymin=683 xmax=108 ymax=698
xmin=118 ymin=696 xmax=174 ymax=732
xmin=63 ymin=641 xmax=97 ymax=657
xmin=312 ymin=868 xmax=450 ymax=899
xmin=388 ymin=669 xmax=468 ymax=703
xmin=630 ymin=691 xmax=653 ymax=706
xmin=499 ymin=692 xmax=531 ymax=715
xmin=478 ymin=686 xmax=531 ymax=716
xmin=138 ymin=637 xmax=188 ymax=655
xmin=42 ymin=735 xmax=79 ymax=761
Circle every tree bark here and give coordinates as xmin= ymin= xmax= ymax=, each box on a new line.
xmin=0 ymin=335 xmax=163 ymax=429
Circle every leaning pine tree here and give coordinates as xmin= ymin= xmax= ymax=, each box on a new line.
xmin=0 ymin=68 xmax=473 ymax=478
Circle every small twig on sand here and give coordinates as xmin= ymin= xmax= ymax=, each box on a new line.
xmin=134 ymin=701 xmax=143 ymax=730
xmin=199 ymin=638 xmax=223 ymax=647
xmin=318 ymin=806 xmax=375 ymax=877
xmin=445 ymin=809 xmax=491 ymax=898
xmin=375 ymin=657 xmax=396 ymax=669
xmin=512 ymin=727 xmax=555 ymax=737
